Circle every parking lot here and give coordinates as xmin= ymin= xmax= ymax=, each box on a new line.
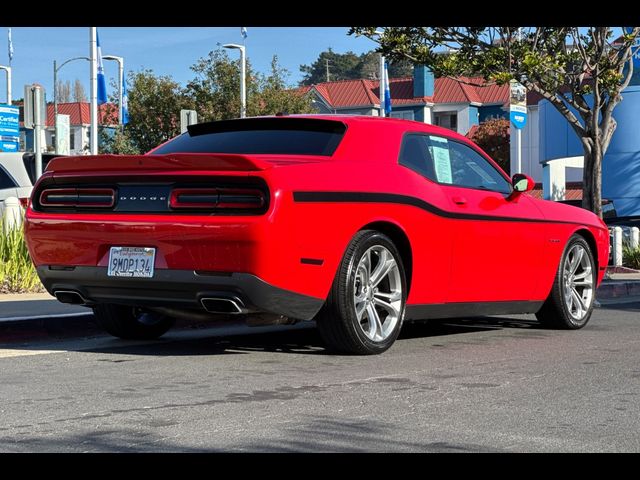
xmin=1 ymin=301 xmax=640 ymax=452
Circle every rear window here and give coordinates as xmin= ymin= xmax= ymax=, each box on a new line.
xmin=152 ymin=118 xmax=347 ymax=156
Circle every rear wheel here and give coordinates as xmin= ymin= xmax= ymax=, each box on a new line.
xmin=536 ymin=235 xmax=596 ymax=329
xmin=93 ymin=304 xmax=176 ymax=340
xmin=317 ymin=230 xmax=407 ymax=355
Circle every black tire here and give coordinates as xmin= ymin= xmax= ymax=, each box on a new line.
xmin=93 ymin=304 xmax=176 ymax=340
xmin=316 ymin=230 xmax=407 ymax=355
xmin=536 ymin=234 xmax=596 ymax=329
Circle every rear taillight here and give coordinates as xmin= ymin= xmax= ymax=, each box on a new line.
xmin=217 ymin=188 xmax=266 ymax=210
xmin=169 ymin=187 xmax=266 ymax=212
xmin=170 ymin=188 xmax=218 ymax=209
xmin=19 ymin=197 xmax=29 ymax=208
xmin=39 ymin=188 xmax=115 ymax=208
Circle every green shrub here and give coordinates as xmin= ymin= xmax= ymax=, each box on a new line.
xmin=0 ymin=219 xmax=43 ymax=293
xmin=623 ymin=242 xmax=640 ymax=270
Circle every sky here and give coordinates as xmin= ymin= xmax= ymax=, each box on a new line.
xmin=0 ymin=27 xmax=378 ymax=103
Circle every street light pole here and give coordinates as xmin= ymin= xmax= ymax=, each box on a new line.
xmin=103 ymin=55 xmax=124 ymax=128
xmin=53 ymin=56 xmax=90 ymax=154
xmin=222 ymin=43 xmax=246 ymax=118
xmin=0 ymin=65 xmax=11 ymax=104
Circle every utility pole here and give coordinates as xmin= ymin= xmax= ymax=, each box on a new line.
xmin=325 ymin=59 xmax=330 ymax=82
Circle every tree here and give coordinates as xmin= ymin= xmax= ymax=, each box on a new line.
xmin=300 ymin=49 xmax=415 ymax=85
xmin=187 ymin=49 xmax=313 ymax=121
xmin=469 ymin=118 xmax=511 ymax=174
xmin=123 ymin=69 xmax=192 ymax=153
xmin=100 ymin=128 xmax=139 ymax=155
xmin=358 ymin=51 xmax=414 ymax=80
xmin=300 ymin=48 xmax=362 ymax=84
xmin=186 ymin=49 xmax=260 ymax=122
xmin=73 ymin=79 xmax=87 ymax=102
xmin=56 ymin=80 xmax=71 ymax=103
xmin=352 ymin=27 xmax=640 ymax=218
xmin=254 ymin=56 xmax=313 ymax=115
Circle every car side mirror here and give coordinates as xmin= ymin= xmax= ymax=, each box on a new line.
xmin=512 ymin=173 xmax=535 ymax=193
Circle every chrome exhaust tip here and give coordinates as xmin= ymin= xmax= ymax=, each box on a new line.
xmin=200 ymin=297 xmax=246 ymax=314
xmin=54 ymin=290 xmax=87 ymax=305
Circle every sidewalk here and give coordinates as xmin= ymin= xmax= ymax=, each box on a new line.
xmin=0 ymin=292 xmax=90 ymax=322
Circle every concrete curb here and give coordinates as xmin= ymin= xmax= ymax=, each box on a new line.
xmin=597 ymin=280 xmax=640 ymax=300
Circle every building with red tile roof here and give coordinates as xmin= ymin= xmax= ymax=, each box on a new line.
xmin=303 ymin=66 xmax=510 ymax=136
xmin=17 ymin=102 xmax=118 ymax=155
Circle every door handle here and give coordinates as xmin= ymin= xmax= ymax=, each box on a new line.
xmin=452 ymin=196 xmax=467 ymax=205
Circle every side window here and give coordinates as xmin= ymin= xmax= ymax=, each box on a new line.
xmin=400 ymin=133 xmax=511 ymax=194
xmin=0 ymin=166 xmax=17 ymax=190
xmin=398 ymin=134 xmax=436 ymax=181
xmin=446 ymin=140 xmax=511 ymax=193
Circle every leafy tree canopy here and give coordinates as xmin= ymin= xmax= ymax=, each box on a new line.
xmin=469 ymin=118 xmax=511 ymax=175
xmin=299 ymin=48 xmax=413 ymax=85
xmin=101 ymin=51 xmax=313 ymax=154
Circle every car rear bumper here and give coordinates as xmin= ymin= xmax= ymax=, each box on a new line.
xmin=36 ymin=266 xmax=324 ymax=321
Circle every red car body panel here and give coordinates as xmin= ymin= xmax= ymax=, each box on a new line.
xmin=24 ymin=116 xmax=609 ymax=319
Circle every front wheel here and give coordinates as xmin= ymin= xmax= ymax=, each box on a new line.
xmin=316 ymin=230 xmax=407 ymax=355
xmin=93 ymin=304 xmax=176 ymax=340
xmin=536 ymin=234 xmax=596 ymax=329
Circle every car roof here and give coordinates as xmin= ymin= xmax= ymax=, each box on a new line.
xmin=254 ymin=114 xmax=472 ymax=142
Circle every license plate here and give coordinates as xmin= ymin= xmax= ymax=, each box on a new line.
xmin=107 ymin=247 xmax=156 ymax=278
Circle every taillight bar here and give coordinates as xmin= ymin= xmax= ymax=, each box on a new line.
xmin=170 ymin=187 xmax=265 ymax=211
xmin=39 ymin=188 xmax=115 ymax=208
xmin=217 ymin=188 xmax=266 ymax=209
xmin=170 ymin=188 xmax=218 ymax=209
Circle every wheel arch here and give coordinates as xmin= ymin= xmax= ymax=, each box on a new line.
xmin=359 ymin=220 xmax=413 ymax=296
xmin=573 ymin=227 xmax=599 ymax=273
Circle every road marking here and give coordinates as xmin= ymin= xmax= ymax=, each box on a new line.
xmin=0 ymin=312 xmax=91 ymax=323
xmin=0 ymin=349 xmax=63 ymax=358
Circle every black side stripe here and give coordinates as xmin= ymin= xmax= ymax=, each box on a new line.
xmin=293 ymin=191 xmax=582 ymax=225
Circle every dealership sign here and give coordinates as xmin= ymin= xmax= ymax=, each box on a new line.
xmin=0 ymin=104 xmax=20 ymax=152
xmin=509 ymin=80 xmax=528 ymax=129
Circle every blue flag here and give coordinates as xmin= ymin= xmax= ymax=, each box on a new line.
xmin=384 ymin=61 xmax=392 ymax=115
xmin=241 ymin=27 xmax=248 ymax=39
xmin=96 ymin=31 xmax=107 ymax=105
xmin=122 ymin=72 xmax=129 ymax=125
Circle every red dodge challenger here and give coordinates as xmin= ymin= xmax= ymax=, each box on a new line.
xmin=24 ymin=115 xmax=609 ymax=354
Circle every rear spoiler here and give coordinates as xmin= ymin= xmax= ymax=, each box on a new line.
xmin=45 ymin=153 xmax=272 ymax=174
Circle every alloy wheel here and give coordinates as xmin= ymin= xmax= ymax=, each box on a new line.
xmin=562 ymin=243 xmax=594 ymax=322
xmin=353 ymin=245 xmax=403 ymax=342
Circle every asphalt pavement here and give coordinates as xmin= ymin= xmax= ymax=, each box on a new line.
xmin=0 ymin=301 xmax=639 ymax=452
